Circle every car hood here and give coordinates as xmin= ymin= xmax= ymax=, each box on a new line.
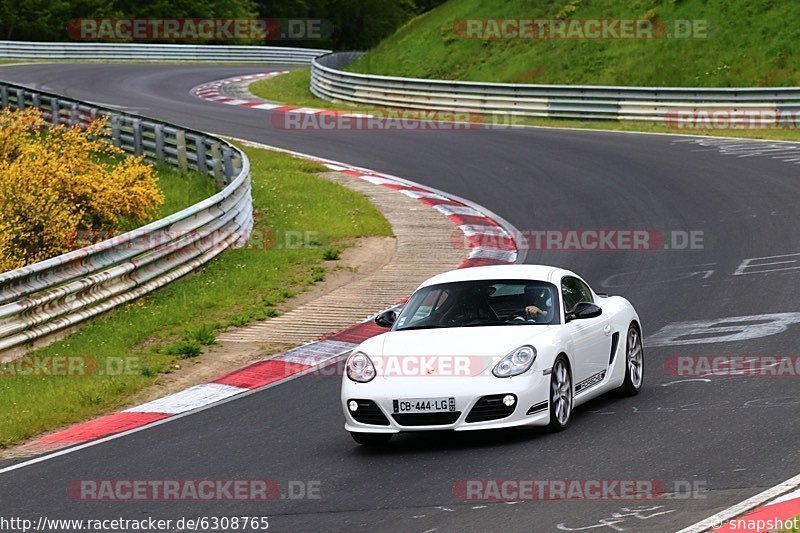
xmin=376 ymin=325 xmax=560 ymax=357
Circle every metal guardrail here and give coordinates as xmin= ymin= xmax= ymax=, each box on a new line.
xmin=311 ymin=52 xmax=800 ymax=123
xmin=0 ymin=41 xmax=329 ymax=63
xmin=0 ymin=82 xmax=254 ymax=357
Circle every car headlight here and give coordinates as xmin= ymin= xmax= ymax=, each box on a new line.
xmin=493 ymin=345 xmax=537 ymax=378
xmin=346 ymin=352 xmax=376 ymax=383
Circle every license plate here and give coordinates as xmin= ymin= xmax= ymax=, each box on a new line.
xmin=393 ymin=397 xmax=455 ymax=414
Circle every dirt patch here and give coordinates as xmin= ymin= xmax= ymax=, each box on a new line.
xmin=121 ymin=235 xmax=394 ymax=408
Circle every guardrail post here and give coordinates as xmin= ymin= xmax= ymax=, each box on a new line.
xmin=32 ymin=93 xmax=40 ymax=114
xmin=209 ymin=142 xmax=224 ymax=187
xmin=222 ymin=146 xmax=233 ymax=184
xmin=0 ymin=85 xmax=7 ymax=108
xmin=14 ymin=88 xmax=24 ymax=110
xmin=232 ymin=152 xmax=243 ymax=175
xmin=109 ymin=114 xmax=121 ymax=147
xmin=154 ymin=124 xmax=165 ymax=162
xmin=132 ymin=118 xmax=143 ymax=155
xmin=195 ymin=137 xmax=207 ymax=173
xmin=175 ymin=130 xmax=188 ymax=171
xmin=49 ymin=97 xmax=59 ymax=125
xmin=70 ymin=103 xmax=79 ymax=126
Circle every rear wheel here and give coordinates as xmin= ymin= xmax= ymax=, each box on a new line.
xmin=617 ymin=324 xmax=644 ymax=396
xmin=350 ymin=432 xmax=392 ymax=446
xmin=547 ymin=356 xmax=572 ymax=431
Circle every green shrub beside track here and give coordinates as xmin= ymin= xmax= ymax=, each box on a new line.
xmin=0 ymin=144 xmax=391 ymax=448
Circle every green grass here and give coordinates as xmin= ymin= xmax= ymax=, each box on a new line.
xmin=250 ymin=68 xmax=404 ymax=115
xmin=249 ymin=68 xmax=330 ymax=108
xmin=154 ymin=164 xmax=219 ymax=219
xmin=349 ymin=0 xmax=800 ymax=87
xmin=0 ymin=144 xmax=391 ymax=448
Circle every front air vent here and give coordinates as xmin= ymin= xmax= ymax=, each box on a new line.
xmin=609 ymin=332 xmax=620 ymax=365
xmin=391 ymin=412 xmax=461 ymax=426
xmin=349 ymin=399 xmax=390 ymax=426
xmin=466 ymin=394 xmax=516 ymax=423
xmin=526 ymin=401 xmax=548 ymax=415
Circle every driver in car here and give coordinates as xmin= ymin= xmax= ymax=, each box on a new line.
xmin=523 ymin=286 xmax=551 ymax=322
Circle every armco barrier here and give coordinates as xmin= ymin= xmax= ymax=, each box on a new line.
xmin=311 ymin=51 xmax=800 ymax=123
xmin=0 ymin=41 xmax=329 ymax=63
xmin=0 ymin=82 xmax=253 ymax=357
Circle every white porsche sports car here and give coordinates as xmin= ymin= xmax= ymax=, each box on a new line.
xmin=341 ymin=265 xmax=643 ymax=445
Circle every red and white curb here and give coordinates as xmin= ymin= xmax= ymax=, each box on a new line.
xmin=192 ymin=72 xmax=288 ymax=110
xmin=4 ymin=145 xmax=520 ymax=462
xmin=679 ymin=475 xmax=800 ymax=532
xmin=192 ymin=72 xmax=370 ymax=118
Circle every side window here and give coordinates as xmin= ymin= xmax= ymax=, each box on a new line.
xmin=575 ymin=278 xmax=594 ymax=305
xmin=561 ymin=277 xmax=594 ymax=313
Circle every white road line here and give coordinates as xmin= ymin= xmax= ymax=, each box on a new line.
xmin=0 ymin=355 xmax=349 ymax=475
xmin=677 ymin=474 xmax=800 ymax=533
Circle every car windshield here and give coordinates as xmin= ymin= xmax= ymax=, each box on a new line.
xmin=394 ymin=279 xmax=561 ymax=330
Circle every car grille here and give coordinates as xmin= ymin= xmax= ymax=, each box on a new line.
xmin=465 ymin=394 xmax=517 ymax=423
xmin=391 ymin=412 xmax=461 ymax=426
xmin=349 ymin=399 xmax=390 ymax=426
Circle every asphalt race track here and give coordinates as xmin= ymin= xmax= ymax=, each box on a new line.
xmin=2 ymin=63 xmax=800 ymax=532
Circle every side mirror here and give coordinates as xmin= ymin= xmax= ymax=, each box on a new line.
xmin=375 ymin=309 xmax=398 ymax=328
xmin=566 ymin=302 xmax=602 ymax=322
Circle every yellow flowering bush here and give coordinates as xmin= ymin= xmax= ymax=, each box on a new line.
xmin=0 ymin=108 xmax=164 ymax=271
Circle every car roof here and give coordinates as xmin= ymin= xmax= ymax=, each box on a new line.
xmin=417 ymin=264 xmax=579 ymax=289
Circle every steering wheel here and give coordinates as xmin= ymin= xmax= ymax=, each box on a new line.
xmin=439 ymin=299 xmax=499 ymax=325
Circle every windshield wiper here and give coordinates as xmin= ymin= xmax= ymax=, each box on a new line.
xmin=395 ymin=324 xmax=449 ymax=331
xmin=398 ymin=321 xmax=536 ymax=331
xmin=459 ymin=321 xmax=532 ymax=327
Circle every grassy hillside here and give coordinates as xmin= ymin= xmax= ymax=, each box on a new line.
xmin=349 ymin=0 xmax=800 ymax=87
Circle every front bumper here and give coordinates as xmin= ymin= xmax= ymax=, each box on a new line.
xmin=341 ymin=372 xmax=551 ymax=433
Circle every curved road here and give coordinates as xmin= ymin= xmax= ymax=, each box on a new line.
xmin=2 ymin=63 xmax=800 ymax=532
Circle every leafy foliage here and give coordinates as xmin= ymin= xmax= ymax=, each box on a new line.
xmin=0 ymin=108 xmax=164 ymax=271
xmin=0 ymin=0 xmax=445 ymax=49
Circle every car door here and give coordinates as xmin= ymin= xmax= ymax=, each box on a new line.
xmin=561 ymin=276 xmax=612 ymax=390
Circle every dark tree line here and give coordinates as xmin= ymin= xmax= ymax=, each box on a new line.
xmin=0 ymin=0 xmax=445 ymax=49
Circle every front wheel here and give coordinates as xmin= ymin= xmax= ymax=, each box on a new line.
xmin=547 ymin=356 xmax=573 ymax=432
xmin=350 ymin=432 xmax=392 ymax=446
xmin=617 ymin=323 xmax=644 ymax=396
